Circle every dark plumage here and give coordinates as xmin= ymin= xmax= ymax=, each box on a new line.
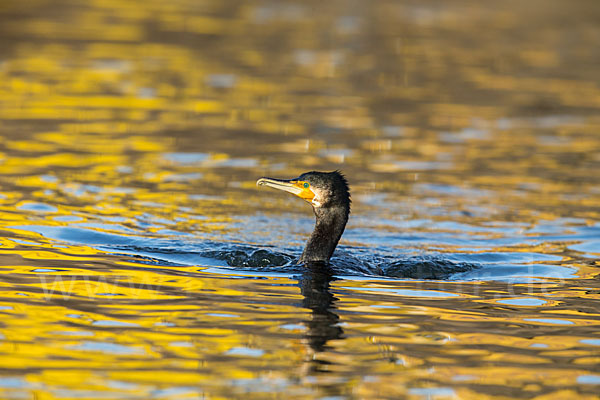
xmin=257 ymin=171 xmax=351 ymax=264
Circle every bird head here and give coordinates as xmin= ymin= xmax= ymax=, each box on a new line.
xmin=257 ymin=170 xmax=350 ymax=210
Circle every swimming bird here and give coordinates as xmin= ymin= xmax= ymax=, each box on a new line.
xmin=257 ymin=171 xmax=350 ymax=264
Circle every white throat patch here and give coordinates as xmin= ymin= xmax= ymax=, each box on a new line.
xmin=310 ymin=188 xmax=323 ymax=208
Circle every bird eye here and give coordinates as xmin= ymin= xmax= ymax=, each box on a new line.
xmin=303 ymin=182 xmax=309 ymax=188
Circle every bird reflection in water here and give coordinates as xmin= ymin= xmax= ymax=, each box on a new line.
xmin=296 ymin=261 xmax=344 ymax=375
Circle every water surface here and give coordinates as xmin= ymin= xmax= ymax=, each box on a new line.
xmin=0 ymin=0 xmax=599 ymax=398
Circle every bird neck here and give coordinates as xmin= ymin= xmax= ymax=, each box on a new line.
xmin=299 ymin=205 xmax=349 ymax=263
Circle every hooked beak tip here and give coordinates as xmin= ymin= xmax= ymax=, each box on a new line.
xmin=256 ymin=178 xmax=270 ymax=187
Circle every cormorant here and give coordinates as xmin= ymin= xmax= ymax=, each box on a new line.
xmin=257 ymin=171 xmax=350 ymax=264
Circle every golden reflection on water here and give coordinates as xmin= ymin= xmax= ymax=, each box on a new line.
xmin=0 ymin=0 xmax=600 ymax=398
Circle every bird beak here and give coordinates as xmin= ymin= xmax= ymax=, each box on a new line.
xmin=256 ymin=177 xmax=315 ymax=202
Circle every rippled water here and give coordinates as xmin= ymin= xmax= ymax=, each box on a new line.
xmin=1 ymin=0 xmax=599 ymax=398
